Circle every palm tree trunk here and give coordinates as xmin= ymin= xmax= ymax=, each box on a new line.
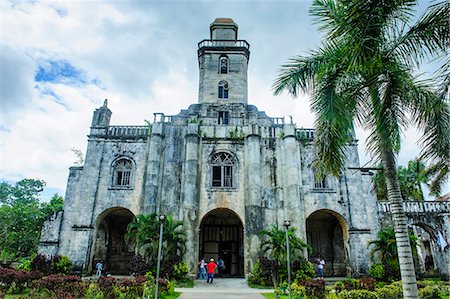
xmin=381 ymin=149 xmax=419 ymax=299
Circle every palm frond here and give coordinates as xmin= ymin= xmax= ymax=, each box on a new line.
xmin=393 ymin=1 xmax=449 ymax=66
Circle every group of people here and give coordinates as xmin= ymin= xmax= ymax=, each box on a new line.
xmin=198 ymin=257 xmax=225 ymax=284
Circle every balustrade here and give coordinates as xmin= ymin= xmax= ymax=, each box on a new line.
xmin=378 ymin=201 xmax=450 ymax=214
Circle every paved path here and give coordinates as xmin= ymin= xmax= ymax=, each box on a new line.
xmin=176 ymin=278 xmax=273 ymax=299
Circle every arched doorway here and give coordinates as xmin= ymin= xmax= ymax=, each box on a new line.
xmin=92 ymin=207 xmax=134 ymax=274
xmin=199 ymin=209 xmax=244 ymax=277
xmin=409 ymin=223 xmax=437 ymax=273
xmin=306 ymin=210 xmax=348 ymax=276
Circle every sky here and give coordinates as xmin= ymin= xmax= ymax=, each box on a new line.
xmin=1 ymin=0 xmax=447 ymax=199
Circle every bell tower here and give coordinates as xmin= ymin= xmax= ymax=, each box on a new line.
xmin=198 ymin=18 xmax=250 ymax=105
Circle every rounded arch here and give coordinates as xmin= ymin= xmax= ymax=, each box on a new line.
xmin=306 ymin=209 xmax=349 ymax=276
xmin=408 ymin=222 xmax=438 ymax=273
xmin=91 ymin=207 xmax=135 ymax=275
xmin=199 ymin=208 xmax=244 ymax=277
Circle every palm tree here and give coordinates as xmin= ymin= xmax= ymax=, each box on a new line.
xmin=273 ymin=1 xmax=449 ymax=298
xmin=373 ymin=158 xmax=430 ymax=201
xmin=260 ymin=225 xmax=309 ymax=296
xmin=260 ymin=225 xmax=308 ymax=263
xmin=125 ymin=213 xmax=186 ymax=266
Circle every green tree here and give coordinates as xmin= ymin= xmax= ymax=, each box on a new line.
xmin=273 ymin=1 xmax=449 ymax=297
xmin=369 ymin=227 xmax=418 ymax=280
xmin=125 ymin=213 xmax=186 ymax=267
xmin=0 ymin=179 xmax=64 ymax=259
xmin=373 ymin=158 xmax=430 ymax=201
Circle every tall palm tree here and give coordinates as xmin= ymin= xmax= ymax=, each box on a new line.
xmin=273 ymin=1 xmax=449 ymax=298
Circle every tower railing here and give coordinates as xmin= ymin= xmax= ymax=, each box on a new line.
xmin=198 ymin=39 xmax=250 ymax=50
xmin=107 ymin=126 xmax=149 ymax=137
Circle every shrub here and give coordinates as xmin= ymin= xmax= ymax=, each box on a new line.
xmin=376 ymin=286 xmax=400 ymax=299
xmin=418 ymin=285 xmax=440 ymax=299
xmin=297 ymin=279 xmax=326 ymax=299
xmin=293 ymin=259 xmax=316 ymax=281
xmin=334 ymin=279 xmax=359 ymax=293
xmin=368 ymin=263 xmax=385 ymax=280
xmin=17 ymin=258 xmax=32 ymax=271
xmin=98 ymin=276 xmax=116 ymax=297
xmin=31 ymin=254 xmax=51 ymax=273
xmin=52 ymin=255 xmax=73 ymax=274
xmin=173 ymin=261 xmax=189 ymax=281
xmin=36 ymin=274 xmax=81 ymax=290
xmin=0 ymin=268 xmax=41 ymax=291
xmin=359 ymin=277 xmax=376 ymax=291
xmin=31 ymin=254 xmax=73 ymax=275
xmin=338 ymin=289 xmax=378 ymax=299
xmin=131 ymin=254 xmax=150 ymax=275
xmin=84 ymin=282 xmax=104 ymax=299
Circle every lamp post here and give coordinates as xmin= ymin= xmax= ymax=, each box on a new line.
xmin=155 ymin=214 xmax=166 ymax=299
xmin=283 ymin=220 xmax=292 ymax=299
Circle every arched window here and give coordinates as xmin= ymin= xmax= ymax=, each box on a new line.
xmin=211 ymin=152 xmax=235 ymax=188
xmin=219 ymin=56 xmax=228 ymax=74
xmin=112 ymin=159 xmax=133 ymax=187
xmin=218 ymin=81 xmax=229 ymax=99
xmin=313 ymin=169 xmax=329 ymax=189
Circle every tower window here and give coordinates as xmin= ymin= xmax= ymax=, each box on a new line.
xmin=218 ymin=81 xmax=229 ymax=99
xmin=211 ymin=152 xmax=235 ymax=188
xmin=218 ymin=111 xmax=229 ymax=125
xmin=219 ymin=56 xmax=228 ymax=74
xmin=112 ymin=159 xmax=133 ymax=187
xmin=314 ymin=177 xmax=328 ymax=189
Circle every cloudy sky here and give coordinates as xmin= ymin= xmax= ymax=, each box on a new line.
xmin=1 ymin=0 xmax=446 ymax=199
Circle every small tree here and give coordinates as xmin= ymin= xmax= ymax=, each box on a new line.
xmin=260 ymin=225 xmax=309 ymax=296
xmin=125 ymin=213 xmax=186 ymax=276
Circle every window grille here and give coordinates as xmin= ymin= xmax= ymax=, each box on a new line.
xmin=112 ymin=159 xmax=132 ymax=187
xmin=211 ymin=152 xmax=235 ymax=188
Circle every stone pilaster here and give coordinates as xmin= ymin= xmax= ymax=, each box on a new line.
xmin=181 ymin=123 xmax=200 ymax=272
xmin=143 ymin=122 xmax=164 ymax=214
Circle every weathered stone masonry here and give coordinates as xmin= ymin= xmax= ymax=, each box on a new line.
xmin=40 ymin=18 xmax=387 ymax=276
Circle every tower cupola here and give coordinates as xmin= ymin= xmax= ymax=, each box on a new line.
xmin=198 ymin=18 xmax=250 ymax=105
xmin=210 ymin=18 xmax=238 ymax=40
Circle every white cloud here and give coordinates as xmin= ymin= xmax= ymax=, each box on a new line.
xmin=1 ymin=0 xmax=446 ymax=198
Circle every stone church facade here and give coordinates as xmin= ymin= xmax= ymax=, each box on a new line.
xmin=39 ymin=18 xmax=381 ymax=276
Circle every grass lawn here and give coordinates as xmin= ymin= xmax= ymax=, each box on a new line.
xmin=175 ymin=278 xmax=195 ymax=288
xmin=162 ymin=292 xmax=181 ymax=298
xmin=262 ymin=294 xmax=289 ymax=299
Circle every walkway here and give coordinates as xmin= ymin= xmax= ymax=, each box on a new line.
xmin=176 ymin=278 xmax=273 ymax=299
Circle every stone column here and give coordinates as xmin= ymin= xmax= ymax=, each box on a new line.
xmin=281 ymin=124 xmax=305 ymax=240
xmin=143 ymin=122 xmax=164 ymax=214
xmin=244 ymin=124 xmax=262 ymax=272
xmin=180 ymin=123 xmax=200 ymax=273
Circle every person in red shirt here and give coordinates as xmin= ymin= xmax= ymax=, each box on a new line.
xmin=206 ymin=258 xmax=217 ymax=284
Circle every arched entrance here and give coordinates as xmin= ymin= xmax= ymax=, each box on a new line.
xmin=306 ymin=210 xmax=348 ymax=276
xmin=199 ymin=209 xmax=244 ymax=277
xmin=409 ymin=223 xmax=437 ymax=273
xmin=92 ymin=207 xmax=134 ymax=274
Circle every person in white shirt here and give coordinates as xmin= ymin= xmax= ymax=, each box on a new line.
xmin=316 ymin=256 xmax=325 ymax=279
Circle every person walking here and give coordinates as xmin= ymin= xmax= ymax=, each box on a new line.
xmin=218 ymin=256 xmax=225 ymax=278
xmin=198 ymin=257 xmax=207 ymax=280
xmin=95 ymin=260 xmax=103 ymax=277
xmin=206 ymin=258 xmax=217 ymax=284
xmin=316 ymin=256 xmax=325 ymax=279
